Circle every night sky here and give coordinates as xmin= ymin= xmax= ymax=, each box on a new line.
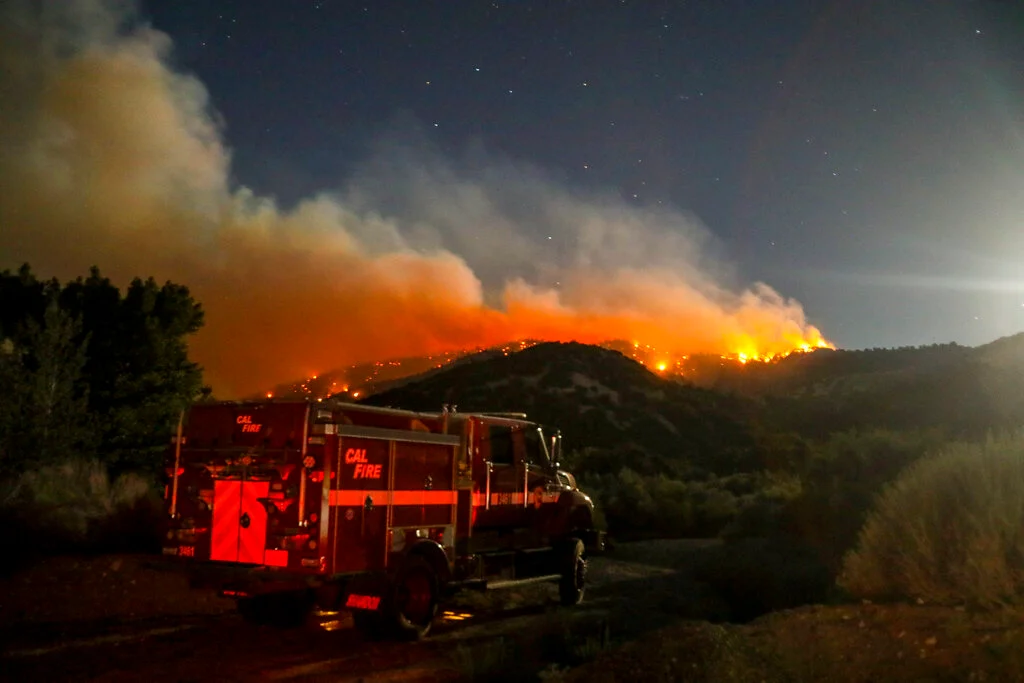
xmin=1 ymin=0 xmax=1023 ymax=395
xmin=141 ymin=0 xmax=1024 ymax=349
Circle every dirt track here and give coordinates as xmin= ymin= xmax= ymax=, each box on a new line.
xmin=0 ymin=540 xmax=731 ymax=682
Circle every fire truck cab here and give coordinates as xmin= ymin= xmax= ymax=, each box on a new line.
xmin=160 ymin=398 xmax=603 ymax=639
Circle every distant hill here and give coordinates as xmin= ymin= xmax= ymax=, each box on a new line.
xmin=358 ymin=341 xmax=769 ymax=479
xmin=261 ymin=341 xmax=545 ymax=400
xmin=744 ymin=336 xmax=1024 ymax=438
xmin=974 ymin=331 xmax=1024 ymax=369
xmin=353 ymin=333 xmax=1024 ymax=472
xmin=270 ymin=330 xmax=1024 ymax=470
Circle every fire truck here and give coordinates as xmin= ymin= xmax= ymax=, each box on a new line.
xmin=159 ymin=398 xmax=603 ymax=639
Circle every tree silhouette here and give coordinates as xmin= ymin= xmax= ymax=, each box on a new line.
xmin=0 ymin=264 xmax=205 ymax=477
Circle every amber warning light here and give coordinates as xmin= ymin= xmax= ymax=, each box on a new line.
xmin=237 ymin=415 xmax=262 ymax=433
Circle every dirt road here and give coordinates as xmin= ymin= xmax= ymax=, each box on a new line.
xmin=0 ymin=540 xmax=732 ymax=682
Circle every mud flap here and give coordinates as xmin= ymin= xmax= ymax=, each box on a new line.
xmin=342 ymin=573 xmax=389 ymax=613
xmin=345 ymin=573 xmax=391 ymax=640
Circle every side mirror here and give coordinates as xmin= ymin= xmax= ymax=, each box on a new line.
xmin=549 ymin=430 xmax=562 ymax=469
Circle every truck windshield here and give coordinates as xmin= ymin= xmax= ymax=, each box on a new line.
xmin=523 ymin=426 xmax=551 ymax=469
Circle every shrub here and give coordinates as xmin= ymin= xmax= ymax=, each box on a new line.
xmin=719 ymin=475 xmax=802 ymax=541
xmin=839 ymin=431 xmax=1024 ymax=608
xmin=774 ymin=428 xmax=943 ymax=573
xmin=585 ymin=469 xmax=801 ymax=540
xmin=1 ymin=457 xmax=163 ymax=555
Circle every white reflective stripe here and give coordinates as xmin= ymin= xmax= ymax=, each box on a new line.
xmin=329 ymin=490 xmax=458 ymax=507
xmin=469 ymin=492 xmax=561 ymax=507
xmin=329 ymin=491 xmax=561 ymax=508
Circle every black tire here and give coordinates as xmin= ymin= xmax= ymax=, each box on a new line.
xmin=387 ymin=555 xmax=440 ymax=640
xmin=558 ymin=538 xmax=587 ymax=607
xmin=237 ymin=590 xmax=314 ymax=629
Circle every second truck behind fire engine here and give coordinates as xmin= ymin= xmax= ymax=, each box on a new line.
xmin=160 ymin=398 xmax=603 ymax=639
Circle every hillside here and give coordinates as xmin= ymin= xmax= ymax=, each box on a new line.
xmin=750 ymin=336 xmax=1024 ymax=438
xmin=359 ymin=341 xmax=768 ymax=479
xmin=262 ymin=340 xmax=550 ymax=401
xmin=354 ymin=333 xmax=1024 ymax=472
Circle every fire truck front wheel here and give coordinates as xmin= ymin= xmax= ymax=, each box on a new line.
xmin=558 ymin=538 xmax=587 ymax=607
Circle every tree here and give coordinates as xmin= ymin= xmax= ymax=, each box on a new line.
xmin=0 ymin=296 xmax=94 ymax=476
xmin=0 ymin=264 xmax=206 ymax=478
xmin=60 ymin=269 xmax=205 ymax=476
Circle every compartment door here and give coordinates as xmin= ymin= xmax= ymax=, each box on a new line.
xmin=210 ymin=479 xmax=242 ymax=562
xmin=330 ymin=437 xmax=391 ymax=573
xmin=210 ymin=478 xmax=270 ymax=563
xmin=390 ymin=441 xmax=456 ymax=529
xmin=238 ymin=480 xmax=270 ymax=564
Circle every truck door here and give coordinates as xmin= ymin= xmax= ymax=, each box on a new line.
xmin=521 ymin=426 xmax=562 ymax=547
xmin=471 ymin=421 xmax=528 ymax=550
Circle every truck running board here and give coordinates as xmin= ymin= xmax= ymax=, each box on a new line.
xmin=451 ymin=573 xmax=562 ymax=592
xmin=486 ymin=573 xmax=561 ymax=590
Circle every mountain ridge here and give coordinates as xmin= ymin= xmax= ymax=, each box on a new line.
xmin=358 ymin=340 xmax=773 ymax=479
xmin=352 ymin=332 xmax=1024 ymax=476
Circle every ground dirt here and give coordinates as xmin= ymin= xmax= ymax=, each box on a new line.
xmin=560 ymin=602 xmax=1024 ymax=683
xmin=2 ymin=539 xmax=1023 ymax=681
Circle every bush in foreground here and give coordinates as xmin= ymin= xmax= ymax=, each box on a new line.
xmin=839 ymin=432 xmax=1024 ymax=608
xmin=1 ymin=457 xmax=163 ymax=558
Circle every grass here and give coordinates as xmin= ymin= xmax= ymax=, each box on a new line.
xmin=0 ymin=457 xmax=163 ymax=563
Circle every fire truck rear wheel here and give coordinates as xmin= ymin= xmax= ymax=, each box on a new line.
xmin=388 ymin=555 xmax=440 ymax=640
xmin=558 ymin=538 xmax=587 ymax=607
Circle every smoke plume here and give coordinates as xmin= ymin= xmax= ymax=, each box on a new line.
xmin=0 ymin=0 xmax=830 ymax=398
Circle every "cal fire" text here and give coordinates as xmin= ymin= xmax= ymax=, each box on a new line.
xmin=236 ymin=415 xmax=261 ymax=433
xmin=344 ymin=448 xmax=382 ymax=479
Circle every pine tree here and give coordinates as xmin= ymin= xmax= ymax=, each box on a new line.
xmin=0 ymin=296 xmax=94 ymax=476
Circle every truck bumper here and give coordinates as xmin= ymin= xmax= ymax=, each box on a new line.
xmin=580 ymin=529 xmax=607 ymax=554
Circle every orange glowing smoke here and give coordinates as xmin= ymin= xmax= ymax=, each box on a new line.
xmin=0 ymin=1 xmax=833 ymax=398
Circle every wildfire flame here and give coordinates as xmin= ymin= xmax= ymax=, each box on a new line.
xmin=273 ymin=333 xmax=834 ymax=400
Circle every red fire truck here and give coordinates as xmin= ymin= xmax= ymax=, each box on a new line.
xmin=160 ymin=398 xmax=603 ymax=639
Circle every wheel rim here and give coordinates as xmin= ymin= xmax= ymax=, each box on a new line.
xmin=396 ymin=569 xmax=434 ymax=626
xmin=575 ymin=556 xmax=587 ymax=589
